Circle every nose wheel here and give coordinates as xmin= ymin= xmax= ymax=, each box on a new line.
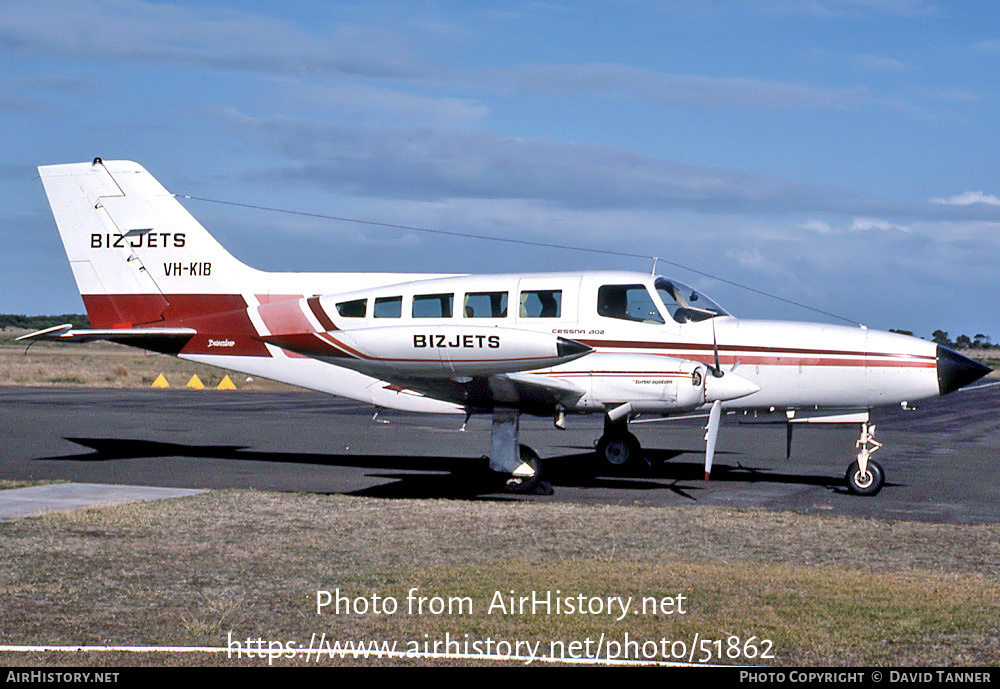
xmin=846 ymin=422 xmax=885 ymax=496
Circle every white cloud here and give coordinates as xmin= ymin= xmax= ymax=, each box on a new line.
xmin=850 ymin=217 xmax=911 ymax=232
xmin=931 ymin=191 xmax=1000 ymax=206
xmin=800 ymin=219 xmax=834 ymax=233
xmin=221 ymin=111 xmax=857 ymax=213
xmin=972 ymin=39 xmax=1000 ymax=55
xmin=854 ymin=54 xmax=909 ymax=71
xmin=0 ymin=1 xmax=922 ymax=114
xmin=0 ymin=0 xmax=442 ymax=79
xmin=274 ymin=82 xmax=490 ymax=126
xmin=473 ymin=64 xmax=877 ymax=110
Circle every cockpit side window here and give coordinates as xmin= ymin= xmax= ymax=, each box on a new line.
xmin=597 ymin=284 xmax=665 ymax=324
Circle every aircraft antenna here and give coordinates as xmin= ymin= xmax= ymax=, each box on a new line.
xmin=176 ymin=193 xmax=862 ymax=326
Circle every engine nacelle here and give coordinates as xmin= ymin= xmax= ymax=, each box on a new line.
xmin=262 ymin=325 xmax=592 ymax=378
xmin=549 ymin=352 xmax=759 ymax=414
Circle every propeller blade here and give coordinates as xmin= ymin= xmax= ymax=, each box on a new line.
xmin=704 ymin=399 xmax=722 ymax=480
xmin=711 ymin=319 xmax=721 ymax=374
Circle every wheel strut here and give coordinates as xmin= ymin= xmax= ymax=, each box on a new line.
xmin=855 ymin=422 xmax=882 ymax=478
xmin=846 ymin=422 xmax=885 ymax=496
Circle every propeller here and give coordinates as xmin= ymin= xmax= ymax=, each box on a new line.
xmin=704 ymin=399 xmax=722 ymax=480
xmin=700 ymin=318 xmax=759 ymax=480
xmin=709 ymin=318 xmax=723 ymax=377
xmin=704 ymin=319 xmax=723 ymax=481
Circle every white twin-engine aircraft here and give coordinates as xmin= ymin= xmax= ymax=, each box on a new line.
xmin=23 ymin=159 xmax=992 ymax=496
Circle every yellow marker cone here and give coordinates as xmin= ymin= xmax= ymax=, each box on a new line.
xmin=216 ymin=375 xmax=237 ymax=390
xmin=151 ymin=374 xmax=169 ymax=388
xmin=186 ymin=375 xmax=205 ymax=390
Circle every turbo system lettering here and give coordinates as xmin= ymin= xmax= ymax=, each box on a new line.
xmin=90 ymin=232 xmax=186 ymax=249
xmin=414 ymin=334 xmax=501 ymax=349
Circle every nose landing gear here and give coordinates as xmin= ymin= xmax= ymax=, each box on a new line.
xmin=846 ymin=422 xmax=884 ymax=496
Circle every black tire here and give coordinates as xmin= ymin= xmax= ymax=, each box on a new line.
xmin=595 ymin=432 xmax=642 ymax=470
xmin=845 ymin=459 xmax=885 ymax=496
xmin=504 ymin=445 xmax=542 ymax=493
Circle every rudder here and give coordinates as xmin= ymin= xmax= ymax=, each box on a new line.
xmin=38 ymin=158 xmax=259 ymax=328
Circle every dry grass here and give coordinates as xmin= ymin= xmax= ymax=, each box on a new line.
xmin=1 ymin=491 xmax=997 ymax=666
xmin=960 ymin=348 xmax=1000 ymax=371
xmin=0 ymin=480 xmax=67 ymax=491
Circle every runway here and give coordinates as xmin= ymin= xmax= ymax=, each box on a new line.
xmin=1 ymin=385 xmax=997 ymax=524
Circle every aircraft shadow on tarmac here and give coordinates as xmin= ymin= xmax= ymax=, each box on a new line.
xmin=39 ymin=436 xmax=866 ymax=500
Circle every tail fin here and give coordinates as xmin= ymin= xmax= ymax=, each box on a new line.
xmin=38 ymin=158 xmax=260 ymax=328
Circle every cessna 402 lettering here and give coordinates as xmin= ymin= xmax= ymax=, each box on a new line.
xmin=22 ymin=159 xmax=992 ymax=495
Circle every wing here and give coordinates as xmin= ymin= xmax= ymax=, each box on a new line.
xmin=368 ymin=370 xmax=586 ymax=415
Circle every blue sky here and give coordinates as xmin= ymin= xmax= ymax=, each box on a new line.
xmin=2 ymin=0 xmax=999 ymax=341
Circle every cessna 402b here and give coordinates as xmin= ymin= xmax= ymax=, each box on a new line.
xmin=22 ymin=159 xmax=992 ymax=496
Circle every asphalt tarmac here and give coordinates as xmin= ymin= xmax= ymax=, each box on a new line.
xmin=1 ymin=384 xmax=997 ymax=524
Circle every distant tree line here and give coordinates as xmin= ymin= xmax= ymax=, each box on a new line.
xmin=0 ymin=314 xmax=91 ymax=330
xmin=891 ymin=328 xmax=996 ymax=350
xmin=930 ymin=330 xmax=996 ymax=350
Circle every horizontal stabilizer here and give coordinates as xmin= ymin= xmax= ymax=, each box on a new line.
xmin=17 ymin=325 xmax=196 ymax=354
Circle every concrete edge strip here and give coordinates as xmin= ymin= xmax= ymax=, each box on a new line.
xmin=0 ymin=483 xmax=207 ymax=520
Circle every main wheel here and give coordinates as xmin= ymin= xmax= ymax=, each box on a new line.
xmin=595 ymin=432 xmax=642 ymax=470
xmin=504 ymin=445 xmax=542 ymax=493
xmin=845 ymin=459 xmax=885 ymax=496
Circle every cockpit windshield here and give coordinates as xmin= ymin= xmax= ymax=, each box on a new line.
xmin=654 ymin=277 xmax=729 ymax=323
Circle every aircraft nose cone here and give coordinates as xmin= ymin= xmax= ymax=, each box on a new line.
xmin=556 ymin=337 xmax=592 ymax=361
xmin=937 ymin=345 xmax=992 ymax=395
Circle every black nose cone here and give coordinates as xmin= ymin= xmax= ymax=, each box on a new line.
xmin=937 ymin=345 xmax=992 ymax=395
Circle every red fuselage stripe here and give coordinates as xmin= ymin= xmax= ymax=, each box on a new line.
xmin=307 ymin=296 xmax=338 ymax=331
xmin=578 ymin=338 xmax=935 ymax=363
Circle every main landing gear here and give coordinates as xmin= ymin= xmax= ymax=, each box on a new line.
xmin=845 ymin=422 xmax=885 ymax=496
xmin=594 ymin=417 xmax=648 ymax=472
xmin=489 ymin=408 xmax=547 ymax=494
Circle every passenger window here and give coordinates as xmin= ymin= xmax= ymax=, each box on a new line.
xmin=519 ymin=290 xmax=562 ymax=318
xmin=464 ymin=292 xmax=508 ymax=318
xmin=374 ymin=296 xmax=402 ymax=318
xmin=336 ymin=299 xmax=367 ymax=318
xmin=413 ymin=293 xmax=454 ymax=318
xmin=598 ymin=284 xmax=664 ymax=323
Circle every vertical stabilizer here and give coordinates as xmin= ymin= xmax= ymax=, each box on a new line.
xmin=38 ymin=159 xmax=260 ymax=327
